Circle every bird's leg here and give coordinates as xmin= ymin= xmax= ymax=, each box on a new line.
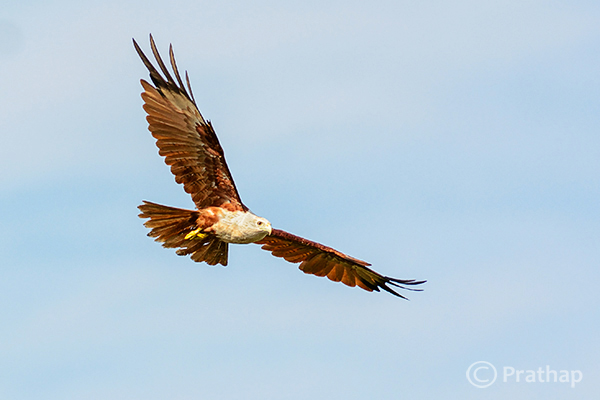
xmin=184 ymin=227 xmax=207 ymax=240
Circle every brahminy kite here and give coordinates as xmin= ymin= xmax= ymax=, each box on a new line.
xmin=135 ymin=35 xmax=425 ymax=298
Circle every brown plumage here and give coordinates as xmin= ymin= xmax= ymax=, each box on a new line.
xmin=135 ymin=35 xmax=425 ymax=298
xmin=256 ymin=230 xmax=424 ymax=298
xmin=134 ymin=38 xmax=246 ymax=212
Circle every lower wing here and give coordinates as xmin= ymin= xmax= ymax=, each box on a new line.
xmin=255 ymin=228 xmax=425 ymax=299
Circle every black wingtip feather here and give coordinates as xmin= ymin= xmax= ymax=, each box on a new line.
xmin=134 ymin=34 xmax=197 ymax=106
xmin=169 ymin=44 xmax=186 ymax=91
xmin=149 ymin=34 xmax=176 ymax=85
xmin=379 ymin=278 xmax=426 ymax=300
xmin=387 ymin=278 xmax=426 ymax=291
xmin=185 ymin=71 xmax=196 ymax=103
xmin=377 ymin=284 xmax=409 ymax=300
xmin=133 ymin=37 xmax=168 ymax=90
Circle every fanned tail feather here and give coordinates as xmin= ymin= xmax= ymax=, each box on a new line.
xmin=138 ymin=201 xmax=228 ymax=265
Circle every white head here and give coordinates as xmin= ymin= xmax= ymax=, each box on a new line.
xmin=242 ymin=212 xmax=272 ymax=240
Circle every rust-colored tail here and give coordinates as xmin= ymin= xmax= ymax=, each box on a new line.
xmin=138 ymin=201 xmax=229 ymax=265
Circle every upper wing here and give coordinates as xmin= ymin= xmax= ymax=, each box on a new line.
xmin=134 ymin=35 xmax=246 ymax=211
xmin=256 ymin=229 xmax=425 ymax=299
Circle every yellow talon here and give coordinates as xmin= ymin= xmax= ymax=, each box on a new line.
xmin=184 ymin=228 xmax=206 ymax=240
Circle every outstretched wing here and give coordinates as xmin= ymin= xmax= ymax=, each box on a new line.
xmin=134 ymin=35 xmax=246 ymax=211
xmin=256 ymin=229 xmax=425 ymax=299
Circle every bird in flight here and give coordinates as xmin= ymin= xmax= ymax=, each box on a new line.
xmin=134 ymin=35 xmax=425 ymax=299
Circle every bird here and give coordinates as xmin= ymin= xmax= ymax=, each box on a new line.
xmin=134 ymin=35 xmax=425 ymax=299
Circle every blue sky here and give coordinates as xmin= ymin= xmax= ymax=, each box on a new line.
xmin=1 ymin=1 xmax=599 ymax=399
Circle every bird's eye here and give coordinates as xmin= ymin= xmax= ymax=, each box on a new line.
xmin=257 ymin=221 xmax=263 ymax=226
